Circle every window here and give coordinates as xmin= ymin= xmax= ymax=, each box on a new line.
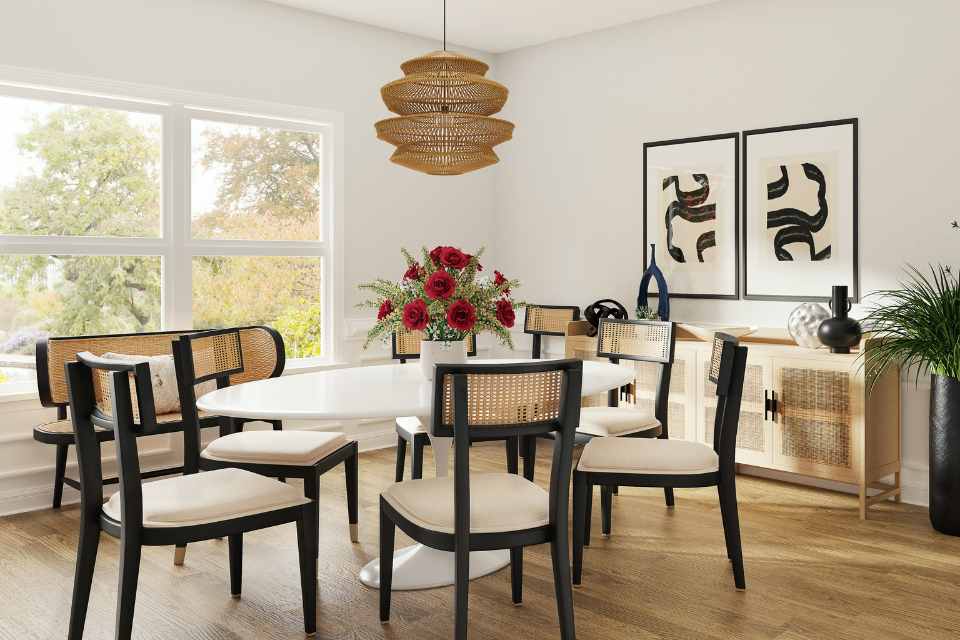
xmin=0 ymin=79 xmax=339 ymax=393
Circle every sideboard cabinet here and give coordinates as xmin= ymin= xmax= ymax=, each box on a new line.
xmin=565 ymin=322 xmax=901 ymax=519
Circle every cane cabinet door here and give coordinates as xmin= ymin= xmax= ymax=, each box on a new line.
xmin=770 ymin=357 xmax=861 ymax=483
xmin=701 ymin=351 xmax=773 ymax=466
xmin=631 ymin=345 xmax=698 ymax=441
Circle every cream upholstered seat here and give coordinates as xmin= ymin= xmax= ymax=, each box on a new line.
xmin=382 ymin=472 xmax=549 ymax=534
xmin=102 ymin=467 xmax=309 ymax=528
xmin=395 ymin=415 xmax=426 ymax=436
xmin=201 ymin=430 xmax=349 ymax=466
xmin=577 ymin=406 xmax=661 ymax=437
xmin=577 ymin=436 xmax=719 ymax=475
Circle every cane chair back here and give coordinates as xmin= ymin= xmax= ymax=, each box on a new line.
xmin=38 ymin=326 xmax=284 ymax=409
xmin=596 ymin=318 xmax=675 ymax=364
xmin=182 ymin=329 xmax=245 ymax=384
xmin=523 ymin=305 xmax=580 ymax=359
xmin=708 ymin=333 xmax=748 ymax=465
xmin=391 ymin=327 xmax=477 ymax=363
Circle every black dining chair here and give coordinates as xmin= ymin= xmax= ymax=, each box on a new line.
xmin=379 ymin=359 xmax=583 ymax=640
xmin=524 ymin=318 xmax=675 ymax=494
xmin=64 ymin=352 xmax=318 ymax=640
xmin=172 ymin=328 xmax=359 ymax=564
xmin=572 ymin=333 xmax=748 ymax=590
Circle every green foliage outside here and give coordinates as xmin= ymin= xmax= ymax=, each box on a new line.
xmin=0 ymin=105 xmax=323 ymax=358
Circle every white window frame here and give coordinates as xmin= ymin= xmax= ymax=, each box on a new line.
xmin=0 ymin=66 xmax=345 ymax=377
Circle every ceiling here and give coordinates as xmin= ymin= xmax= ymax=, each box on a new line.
xmin=264 ymin=0 xmax=722 ymax=53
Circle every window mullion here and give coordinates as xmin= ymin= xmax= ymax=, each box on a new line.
xmin=165 ymin=105 xmax=192 ymax=331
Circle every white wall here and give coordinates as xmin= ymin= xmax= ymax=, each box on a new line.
xmin=492 ymin=0 xmax=960 ymax=504
xmin=0 ymin=0 xmax=500 ymax=513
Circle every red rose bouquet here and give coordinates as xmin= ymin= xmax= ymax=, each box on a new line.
xmin=359 ymin=246 xmax=521 ymax=348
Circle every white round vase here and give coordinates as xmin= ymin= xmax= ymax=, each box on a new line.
xmin=787 ymin=303 xmax=831 ymax=349
xmin=420 ymin=340 xmax=467 ymax=381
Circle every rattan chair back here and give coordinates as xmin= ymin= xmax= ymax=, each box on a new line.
xmin=596 ymin=318 xmax=675 ymax=364
xmin=708 ymin=333 xmax=748 ymax=462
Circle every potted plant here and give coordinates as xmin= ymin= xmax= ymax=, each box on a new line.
xmin=860 ymin=264 xmax=960 ymax=534
xmin=359 ymin=246 xmax=521 ymax=379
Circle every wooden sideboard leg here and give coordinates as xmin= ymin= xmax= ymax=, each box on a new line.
xmin=858 ymin=483 xmax=867 ymax=520
xmin=894 ymin=471 xmax=902 ymax=503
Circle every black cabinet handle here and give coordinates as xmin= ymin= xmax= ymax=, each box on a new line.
xmin=764 ymin=390 xmax=770 ymax=420
xmin=771 ymin=390 xmax=779 ymax=422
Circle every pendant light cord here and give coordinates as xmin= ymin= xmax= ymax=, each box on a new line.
xmin=443 ymin=0 xmax=447 ymax=51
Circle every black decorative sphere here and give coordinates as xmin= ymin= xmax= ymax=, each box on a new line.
xmin=584 ymin=299 xmax=628 ymax=337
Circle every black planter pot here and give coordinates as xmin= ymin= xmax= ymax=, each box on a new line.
xmin=930 ymin=374 xmax=960 ymax=535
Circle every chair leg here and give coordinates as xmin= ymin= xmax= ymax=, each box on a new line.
xmin=115 ymin=534 xmax=142 ymax=640
xmin=718 ymin=479 xmax=746 ymax=590
xmin=228 ymin=534 xmax=243 ymax=598
xmin=67 ymin=519 xmax=100 ymax=640
xmin=394 ymin=436 xmax=407 ymax=483
xmin=454 ymin=536 xmax=470 ymax=640
xmin=718 ymin=486 xmax=732 ymax=560
xmin=664 ymin=487 xmax=675 ymax=508
xmin=601 ymin=485 xmax=613 ymax=537
xmin=345 ymin=445 xmax=360 ymax=543
xmin=523 ymin=436 xmax=537 ymax=482
xmin=412 ymin=436 xmax=425 ymax=480
xmin=584 ymin=482 xmax=593 ymax=547
xmin=304 ymin=473 xmax=321 ymax=558
xmin=173 ymin=544 xmax=186 ymax=566
xmin=510 ymin=547 xmax=523 ymax=604
xmin=550 ymin=528 xmax=576 ymax=640
xmin=506 ymin=436 xmax=519 ymax=475
xmin=572 ymin=472 xmax=587 ymax=586
xmin=53 ymin=443 xmax=69 ymax=509
xmin=379 ymin=501 xmax=396 ymax=623
xmin=296 ymin=504 xmax=318 ymax=636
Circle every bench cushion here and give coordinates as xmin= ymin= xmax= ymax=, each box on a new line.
xmin=577 ymin=406 xmax=661 ymax=437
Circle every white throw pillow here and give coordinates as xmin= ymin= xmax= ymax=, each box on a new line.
xmin=100 ymin=353 xmax=218 ymax=415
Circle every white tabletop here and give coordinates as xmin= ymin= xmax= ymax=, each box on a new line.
xmin=196 ymin=358 xmax=634 ymax=421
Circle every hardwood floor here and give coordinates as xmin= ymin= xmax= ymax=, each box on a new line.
xmin=1 ymin=443 xmax=958 ymax=639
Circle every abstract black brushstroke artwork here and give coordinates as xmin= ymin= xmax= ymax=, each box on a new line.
xmin=643 ymin=133 xmax=739 ymax=300
xmin=743 ymin=118 xmax=858 ymax=302
xmin=662 ymin=173 xmax=717 ymax=263
xmin=765 ymin=161 xmax=832 ymax=261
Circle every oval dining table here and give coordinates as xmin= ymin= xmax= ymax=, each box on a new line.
xmin=196 ymin=358 xmax=635 ymax=590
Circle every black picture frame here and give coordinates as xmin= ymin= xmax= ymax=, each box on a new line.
xmin=642 ymin=132 xmax=740 ymax=300
xmin=742 ymin=118 xmax=859 ymax=302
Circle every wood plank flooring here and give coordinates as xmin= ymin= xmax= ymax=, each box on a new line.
xmin=1 ymin=443 xmax=958 ymax=639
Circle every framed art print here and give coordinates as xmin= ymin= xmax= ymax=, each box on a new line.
xmin=642 ymin=132 xmax=739 ymax=299
xmin=743 ymin=119 xmax=858 ymax=301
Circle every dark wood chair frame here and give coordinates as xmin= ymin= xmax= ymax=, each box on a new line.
xmin=518 ymin=304 xmax=580 ymax=479
xmin=64 ymin=353 xmax=318 ymax=640
xmin=172 ymin=328 xmax=359 ymax=563
xmin=572 ymin=333 xmax=748 ymax=590
xmin=391 ymin=332 xmax=519 ymax=482
xmin=379 ymin=359 xmax=582 ymax=640
xmin=523 ymin=318 xmax=677 ymax=500
xmin=33 ymin=326 xmax=285 ymax=510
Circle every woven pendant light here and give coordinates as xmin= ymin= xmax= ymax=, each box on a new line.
xmin=375 ymin=2 xmax=514 ymax=175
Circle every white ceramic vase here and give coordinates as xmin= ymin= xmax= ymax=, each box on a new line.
xmin=419 ymin=340 xmax=467 ymax=381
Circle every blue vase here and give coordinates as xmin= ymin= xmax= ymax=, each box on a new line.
xmin=637 ymin=244 xmax=670 ymax=321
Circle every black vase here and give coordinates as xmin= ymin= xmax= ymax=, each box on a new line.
xmin=930 ymin=375 xmax=960 ymax=535
xmin=817 ymin=285 xmax=861 ymax=354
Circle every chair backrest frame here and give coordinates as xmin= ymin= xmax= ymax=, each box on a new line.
xmin=708 ymin=333 xmax=748 ymax=475
xmin=596 ymin=317 xmax=676 ymax=436
xmin=68 ymin=353 xmax=162 ymax=530
xmin=523 ymin=304 xmax=581 ymax=359
xmin=172 ymin=328 xmax=245 ymax=475
xmin=432 ymin=360 xmax=583 ymax=536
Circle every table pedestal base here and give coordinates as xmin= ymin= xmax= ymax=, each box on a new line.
xmin=359 ymin=544 xmax=510 ymax=590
